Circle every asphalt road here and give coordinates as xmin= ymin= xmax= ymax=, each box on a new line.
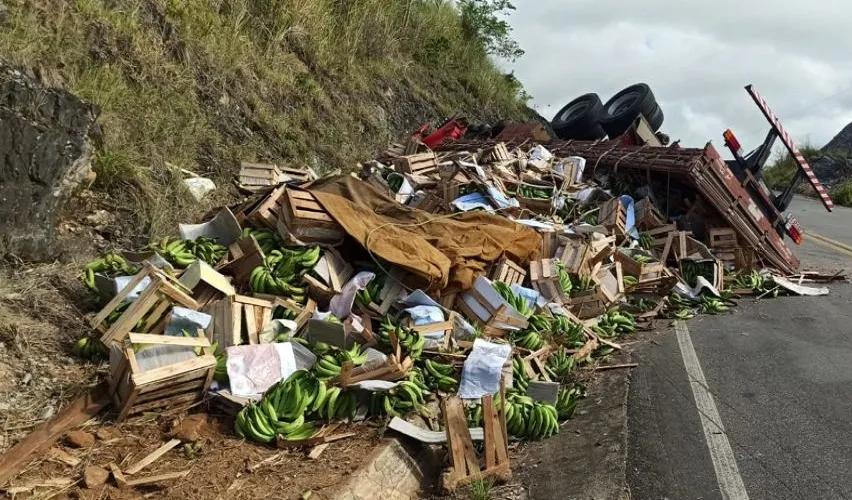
xmin=627 ymin=195 xmax=852 ymax=500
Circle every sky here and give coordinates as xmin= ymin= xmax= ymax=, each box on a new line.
xmin=504 ymin=0 xmax=852 ymax=153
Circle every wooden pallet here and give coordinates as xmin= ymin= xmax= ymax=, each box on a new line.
xmin=488 ymin=258 xmax=527 ymax=287
xmin=203 ymin=294 xmax=275 ymax=347
xmin=278 ymin=188 xmax=345 ymax=245
xmin=93 ymin=263 xmax=199 ymax=345
xmin=109 ymin=330 xmax=216 ymax=421
xmin=441 ymin=394 xmax=511 ymax=492
xmin=393 ymin=152 xmax=440 ymax=178
xmin=529 ymin=259 xmax=570 ymax=304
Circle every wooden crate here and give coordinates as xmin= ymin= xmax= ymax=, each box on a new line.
xmin=253 ymin=296 xmax=316 ymax=332
xmin=480 ymin=143 xmax=512 ymax=164
xmin=393 ymin=152 xmax=440 ymax=178
xmin=709 ymin=227 xmax=738 ymax=249
xmin=599 ymin=198 xmax=627 ymax=238
xmin=633 ymin=198 xmax=667 ymax=230
xmin=93 ymin=263 xmax=200 ymax=345
xmin=614 ymin=249 xmax=665 ymax=283
xmin=645 ymin=224 xmax=678 ymax=248
xmin=178 ymin=260 xmax=236 ymax=307
xmin=360 ymin=271 xmax=407 ymax=316
xmin=109 ymin=331 xmax=216 ymax=421
xmin=538 ymin=229 xmax=564 ymax=259
xmin=557 ymin=239 xmax=591 ymax=275
xmin=216 ymin=235 xmax=265 ymax=290
xmin=529 ymin=259 xmax=570 ymax=304
xmin=442 ymin=394 xmax=510 ymax=492
xmin=245 ymin=185 xmax=286 ymax=228
xmin=565 ymin=286 xmax=607 ymax=319
xmin=278 ymin=188 xmax=345 ymax=245
xmin=455 ymin=277 xmax=529 ymax=336
xmin=279 ymin=165 xmax=318 ymax=184
xmin=408 ymin=190 xmax=449 ymax=214
xmin=302 ymin=249 xmax=355 ymax=304
xmin=488 ymin=258 xmax=526 ymax=287
xmin=203 ymin=294 xmax=275 ymax=347
xmin=239 ymin=162 xmax=281 ymax=190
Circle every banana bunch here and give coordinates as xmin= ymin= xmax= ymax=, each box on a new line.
xmin=512 ymin=356 xmax=530 ymax=392
xmin=628 ymin=296 xmax=658 ymax=313
xmin=513 ymin=328 xmax=544 ymax=351
xmin=249 ymin=247 xmax=319 ymax=302
xmin=555 ymin=260 xmax=572 ymax=295
xmin=73 ymin=335 xmax=110 ymax=360
xmin=421 ymin=358 xmax=457 ymax=392
xmin=376 ymin=317 xmax=425 ymax=359
xmin=241 ymin=227 xmax=284 ymax=255
xmin=146 ymin=237 xmax=198 ymax=268
xmin=101 ymin=301 xmax=151 ymax=331
xmin=632 ymin=254 xmax=654 ymax=264
xmin=214 ymin=350 xmax=228 ymax=383
xmin=355 ymin=273 xmax=386 ymax=308
xmin=235 ymin=402 xmax=316 ymax=444
xmin=699 ymin=295 xmax=729 ymax=314
xmin=272 ymin=305 xmax=297 ymax=321
xmin=580 ymin=210 xmax=598 ymax=225
xmin=594 ymin=308 xmax=636 ymax=337
xmin=313 ymin=353 xmax=344 ymax=379
xmin=82 ymin=253 xmax=138 ymax=291
xmin=681 ymin=260 xmax=717 ymax=288
xmin=666 ymin=293 xmax=696 ymax=320
xmin=501 ymin=392 xmax=559 ymax=440
xmin=312 ymin=386 xmax=358 ymax=421
xmin=493 ymin=281 xmax=534 ymax=318
xmin=183 ymin=236 xmax=227 ymax=266
xmin=517 ymin=184 xmax=553 ymax=200
xmin=732 ymin=269 xmax=778 ymax=296
xmin=235 ymin=370 xmax=322 ymax=443
xmin=465 ymin=403 xmax=483 ymax=428
xmin=555 ymin=384 xmax=586 ymax=419
xmin=639 ymin=231 xmax=654 ymax=250
xmin=622 ymin=275 xmax=639 ymax=287
xmin=545 ymin=348 xmax=575 ymax=378
xmin=551 ymin=314 xmax=585 ymax=348
xmin=406 ymin=366 xmax=433 ymax=396
xmin=571 ymin=275 xmax=594 ymax=292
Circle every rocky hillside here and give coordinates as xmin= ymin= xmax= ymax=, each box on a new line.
xmin=811 ymin=123 xmax=852 ymax=186
xmin=0 ymin=0 xmax=530 ymax=261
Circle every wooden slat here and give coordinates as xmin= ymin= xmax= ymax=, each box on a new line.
xmin=132 ymin=355 xmax=217 ymax=387
xmin=136 ymin=378 xmax=207 ymax=403
xmin=127 ymin=333 xmax=210 ymax=347
xmin=101 ymin=277 xmax=164 ymax=344
xmin=92 ymin=269 xmax=150 ymax=328
xmin=128 ymin=392 xmax=200 ymax=417
xmin=124 ymin=439 xmax=181 ymax=475
xmin=124 ymin=469 xmax=190 ymax=487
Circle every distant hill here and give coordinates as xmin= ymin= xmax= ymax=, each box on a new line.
xmin=812 ymin=123 xmax=852 ymax=184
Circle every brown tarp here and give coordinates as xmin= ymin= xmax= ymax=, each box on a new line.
xmin=309 ymin=175 xmax=541 ymax=294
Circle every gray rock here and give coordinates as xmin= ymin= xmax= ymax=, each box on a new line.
xmin=0 ymin=60 xmax=98 ymax=261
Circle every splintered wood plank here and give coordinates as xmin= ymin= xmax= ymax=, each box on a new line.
xmin=0 ymin=382 xmax=110 ymax=484
xmin=127 ymin=333 xmax=210 ymax=347
xmin=124 ymin=470 xmax=189 ymax=487
xmin=244 ymin=305 xmax=258 ymax=344
xmin=92 ymin=270 xmax=150 ymax=327
xmin=482 ymin=395 xmax=497 ymax=468
xmin=124 ymin=439 xmax=181 ymax=475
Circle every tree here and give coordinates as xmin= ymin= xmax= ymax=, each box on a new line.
xmin=458 ymin=0 xmax=524 ymax=62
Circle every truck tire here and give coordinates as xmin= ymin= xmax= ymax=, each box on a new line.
xmin=647 ymin=103 xmax=664 ymax=132
xmin=551 ymin=93 xmax=607 ymax=140
xmin=600 ymin=83 xmax=657 ymax=138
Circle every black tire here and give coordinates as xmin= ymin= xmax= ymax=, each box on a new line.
xmin=647 ymin=103 xmax=664 ymax=132
xmin=600 ymin=83 xmax=657 ymax=138
xmin=551 ymin=93 xmax=607 ymax=140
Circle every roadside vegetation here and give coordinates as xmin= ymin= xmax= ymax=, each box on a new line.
xmin=0 ymin=0 xmax=529 ymax=241
xmin=762 ymin=142 xmax=852 ymax=207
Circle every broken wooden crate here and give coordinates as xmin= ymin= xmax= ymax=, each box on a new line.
xmin=203 ymin=294 xmax=275 ymax=347
xmin=393 ymin=152 xmax=440 ymax=178
xmin=442 ymin=394 xmax=510 ymax=492
xmin=529 ymin=258 xmax=570 ymax=304
xmin=108 ymin=331 xmax=216 ymax=421
xmin=359 ymin=270 xmax=407 ymax=316
xmin=302 ymin=249 xmax=354 ymax=304
xmin=277 ymin=187 xmax=345 ymax=245
xmin=566 ymin=264 xmax=624 ymax=320
xmin=708 ymin=227 xmax=739 ymax=267
xmin=455 ymin=276 xmax=529 ymax=336
xmin=245 ymin=184 xmax=286 ymax=229
xmin=633 ymin=197 xmax=667 ymax=230
xmin=178 ymin=260 xmax=236 ymax=307
xmin=216 ymin=235 xmax=265 ymax=289
xmin=93 ymin=263 xmax=200 ymax=345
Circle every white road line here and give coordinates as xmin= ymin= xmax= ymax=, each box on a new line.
xmin=675 ymin=320 xmax=750 ymax=500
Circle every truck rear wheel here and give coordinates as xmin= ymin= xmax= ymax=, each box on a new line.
xmin=600 ymin=83 xmax=658 ymax=138
xmin=551 ymin=93 xmax=607 ymax=140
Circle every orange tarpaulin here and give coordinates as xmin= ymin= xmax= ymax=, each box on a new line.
xmin=308 ymin=175 xmax=541 ymax=294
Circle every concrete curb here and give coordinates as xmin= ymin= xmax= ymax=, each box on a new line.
xmin=332 ymin=437 xmax=442 ymax=500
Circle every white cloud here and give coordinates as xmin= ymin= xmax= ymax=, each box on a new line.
xmin=505 ymin=0 xmax=852 ymax=154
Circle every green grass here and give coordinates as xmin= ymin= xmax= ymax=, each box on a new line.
xmin=830 ymin=181 xmax=852 ymax=207
xmin=762 ymin=142 xmax=821 ymax=191
xmin=0 ymin=0 xmax=529 ymax=241
xmin=468 ymin=477 xmax=495 ymax=500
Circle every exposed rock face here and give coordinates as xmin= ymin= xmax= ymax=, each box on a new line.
xmin=0 ymin=61 xmax=98 ymax=261
xmin=811 ymin=122 xmax=852 ymax=185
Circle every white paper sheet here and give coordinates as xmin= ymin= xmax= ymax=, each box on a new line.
xmin=458 ymin=339 xmax=512 ymax=399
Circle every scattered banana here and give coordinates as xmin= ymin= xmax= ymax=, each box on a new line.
xmin=145 ymin=236 xmax=198 ymax=268
xmin=699 ymin=295 xmax=729 ymax=314
xmin=376 ymin=317 xmax=425 ymax=359
xmin=249 ymin=246 xmax=319 ymax=303
xmin=556 ymin=260 xmax=573 ymax=296
xmin=421 ymin=358 xmax=457 ymax=392
xmin=555 ymin=384 xmax=586 ymax=419
xmin=551 ymin=314 xmax=585 ymax=348
xmin=499 ymin=391 xmax=559 ymax=440
xmin=356 ymin=273 xmax=386 ymax=308
xmin=241 ymin=227 xmax=284 ymax=255
xmin=182 ymin=236 xmax=227 ymax=266
xmin=571 ymin=274 xmax=594 ymax=292
xmin=73 ymin=335 xmax=109 ymax=360
xmin=639 ymin=231 xmax=654 ymax=250
xmin=593 ymin=308 xmax=635 ymax=338
xmin=545 ymin=348 xmax=575 ymax=378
